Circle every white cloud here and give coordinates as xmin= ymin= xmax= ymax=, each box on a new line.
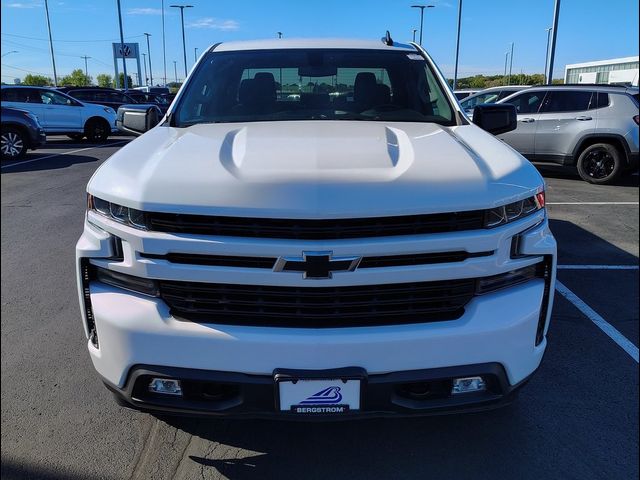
xmin=4 ymin=1 xmax=41 ymax=8
xmin=187 ymin=17 xmax=239 ymax=31
xmin=127 ymin=7 xmax=163 ymax=15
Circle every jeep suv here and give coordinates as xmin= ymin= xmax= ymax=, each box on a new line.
xmin=76 ymin=38 xmax=556 ymax=418
xmin=498 ymin=85 xmax=639 ymax=184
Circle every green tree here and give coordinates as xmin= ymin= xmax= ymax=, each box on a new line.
xmin=96 ymin=73 xmax=113 ymax=88
xmin=117 ymin=73 xmax=133 ymax=88
xmin=59 ymin=69 xmax=92 ymax=86
xmin=22 ymin=74 xmax=53 ymax=86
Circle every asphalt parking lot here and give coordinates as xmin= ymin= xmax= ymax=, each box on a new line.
xmin=1 ymin=136 xmax=638 ymax=480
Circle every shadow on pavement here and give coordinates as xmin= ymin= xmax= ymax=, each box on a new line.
xmin=535 ymin=163 xmax=639 ymax=187
xmin=1 ymin=458 xmax=113 ymax=480
xmin=0 ymin=153 xmax=104 ymax=173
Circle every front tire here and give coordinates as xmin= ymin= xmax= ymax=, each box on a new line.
xmin=1 ymin=127 xmax=27 ymax=160
xmin=576 ymin=143 xmax=623 ymax=185
xmin=84 ymin=118 xmax=110 ymax=143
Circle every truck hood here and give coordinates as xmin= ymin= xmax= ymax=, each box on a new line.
xmin=89 ymin=121 xmax=544 ymax=218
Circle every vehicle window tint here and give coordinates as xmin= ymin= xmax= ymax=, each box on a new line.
xmin=108 ymin=92 xmax=131 ymax=103
xmin=504 ymin=91 xmax=545 ymax=114
xmin=542 ymin=91 xmax=592 ymax=113
xmin=70 ymin=90 xmax=94 ymax=101
xmin=1 ymin=88 xmax=42 ymax=103
xmin=460 ymin=91 xmax=501 ymax=108
xmin=589 ymin=92 xmax=610 ymax=109
xmin=40 ymin=90 xmax=73 ymax=106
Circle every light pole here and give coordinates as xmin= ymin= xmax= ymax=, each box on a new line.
xmin=173 ymin=60 xmax=178 ymax=84
xmin=504 ymin=51 xmax=509 ymax=84
xmin=194 ymin=47 xmax=198 ymax=63
xmin=161 ymin=0 xmax=167 ymax=86
xmin=508 ymin=42 xmax=514 ymax=85
xmin=412 ymin=29 xmax=417 ymax=42
xmin=546 ymin=0 xmax=561 ymax=84
xmin=43 ymin=0 xmax=58 ymax=86
xmin=142 ymin=53 xmax=148 ymax=85
xmin=411 ymin=5 xmax=434 ymax=46
xmin=1 ymin=51 xmax=18 ymax=58
xmin=81 ymin=55 xmax=90 ymax=84
xmin=170 ymin=4 xmax=193 ymax=79
xmin=544 ymin=27 xmax=552 ymax=81
xmin=144 ymin=32 xmax=153 ymax=86
xmin=277 ymin=31 xmax=283 ymax=39
xmin=452 ymin=0 xmax=463 ymax=90
xmin=116 ymin=0 xmax=128 ymax=90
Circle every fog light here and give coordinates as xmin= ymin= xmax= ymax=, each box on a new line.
xmin=148 ymin=378 xmax=182 ymax=396
xmin=452 ymin=376 xmax=486 ymax=394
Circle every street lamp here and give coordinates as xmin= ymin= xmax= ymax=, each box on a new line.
xmin=508 ymin=42 xmax=514 ymax=85
xmin=277 ymin=31 xmax=283 ymax=39
xmin=410 ymin=4 xmax=434 ymax=46
xmin=452 ymin=0 xmax=463 ymax=90
xmin=544 ymin=27 xmax=552 ymax=81
xmin=194 ymin=47 xmax=198 ymax=63
xmin=1 ymin=50 xmax=18 ymax=58
xmin=116 ymin=0 xmax=128 ymax=90
xmin=142 ymin=52 xmax=148 ymax=85
xmin=412 ymin=29 xmax=417 ymax=42
xmin=161 ymin=0 xmax=167 ymax=86
xmin=170 ymin=4 xmax=193 ymax=79
xmin=144 ymin=32 xmax=153 ymax=86
xmin=504 ymin=51 xmax=509 ymax=84
xmin=173 ymin=60 xmax=178 ymax=84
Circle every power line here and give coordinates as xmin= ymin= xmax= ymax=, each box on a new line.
xmin=1 ymin=63 xmax=52 ymax=76
xmin=1 ymin=32 xmax=146 ymax=43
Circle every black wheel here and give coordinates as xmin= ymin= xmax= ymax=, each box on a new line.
xmin=84 ymin=118 xmax=110 ymax=143
xmin=1 ymin=127 xmax=27 ymax=160
xmin=576 ymin=143 xmax=623 ymax=185
xmin=67 ymin=133 xmax=84 ymax=141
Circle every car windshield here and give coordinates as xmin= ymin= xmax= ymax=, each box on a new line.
xmin=460 ymin=91 xmax=504 ymax=109
xmin=173 ymin=49 xmax=455 ymax=126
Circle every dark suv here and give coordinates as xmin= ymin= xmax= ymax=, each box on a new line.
xmin=56 ymin=87 xmax=139 ymax=112
xmin=1 ymin=106 xmax=46 ymax=160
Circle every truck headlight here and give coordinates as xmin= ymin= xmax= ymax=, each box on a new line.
xmin=87 ymin=194 xmax=147 ymax=229
xmin=484 ymin=192 xmax=545 ymax=228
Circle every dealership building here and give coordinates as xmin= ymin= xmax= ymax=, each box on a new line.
xmin=564 ymin=56 xmax=639 ymax=86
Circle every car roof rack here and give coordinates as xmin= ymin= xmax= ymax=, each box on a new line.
xmin=382 ymin=30 xmax=393 ymax=46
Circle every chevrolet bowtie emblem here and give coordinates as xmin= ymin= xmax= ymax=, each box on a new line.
xmin=274 ymin=251 xmax=362 ymax=279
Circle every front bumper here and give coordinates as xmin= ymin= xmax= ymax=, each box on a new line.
xmin=105 ymin=362 xmax=536 ymax=419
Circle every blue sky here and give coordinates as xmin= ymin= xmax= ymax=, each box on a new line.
xmin=1 ymin=0 xmax=638 ymax=84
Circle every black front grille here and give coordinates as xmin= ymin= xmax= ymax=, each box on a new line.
xmin=144 ymin=210 xmax=486 ymax=240
xmin=157 ymin=279 xmax=476 ymax=327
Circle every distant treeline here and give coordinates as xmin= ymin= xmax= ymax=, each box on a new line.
xmin=449 ymin=74 xmax=564 ymax=89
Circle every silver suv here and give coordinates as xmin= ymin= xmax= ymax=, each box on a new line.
xmin=497 ymin=85 xmax=639 ymax=184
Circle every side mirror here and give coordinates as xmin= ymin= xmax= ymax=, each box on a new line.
xmin=472 ymin=103 xmax=517 ymax=135
xmin=116 ymin=104 xmax=162 ymax=136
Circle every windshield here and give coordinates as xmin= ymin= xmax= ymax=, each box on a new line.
xmin=460 ymin=91 xmax=503 ymax=109
xmin=173 ymin=49 xmax=455 ymax=126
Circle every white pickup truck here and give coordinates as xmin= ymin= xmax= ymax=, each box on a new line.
xmin=76 ymin=36 xmax=556 ymax=418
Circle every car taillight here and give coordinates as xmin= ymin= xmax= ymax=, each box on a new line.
xmin=633 ymin=115 xmax=639 ymax=126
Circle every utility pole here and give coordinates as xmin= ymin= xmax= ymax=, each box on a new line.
xmin=508 ymin=42 xmax=514 ymax=85
xmin=170 ymin=4 xmax=193 ymax=79
xmin=161 ymin=0 xmax=167 ymax=86
xmin=173 ymin=60 xmax=178 ymax=84
xmin=43 ymin=0 xmax=58 ymax=86
xmin=142 ymin=53 xmax=148 ymax=85
xmin=144 ymin=32 xmax=153 ymax=86
xmin=411 ymin=5 xmax=434 ymax=46
xmin=81 ymin=55 xmax=90 ymax=84
xmin=116 ymin=0 xmax=128 ymax=90
xmin=546 ymin=0 xmax=561 ymax=84
xmin=452 ymin=0 xmax=463 ymax=90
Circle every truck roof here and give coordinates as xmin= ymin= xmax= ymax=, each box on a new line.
xmin=211 ymin=38 xmax=417 ymax=53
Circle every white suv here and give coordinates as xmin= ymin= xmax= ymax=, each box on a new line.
xmin=76 ymin=37 xmax=556 ymax=418
xmin=1 ymin=86 xmax=117 ymax=141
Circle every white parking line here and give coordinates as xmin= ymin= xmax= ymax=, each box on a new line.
xmin=555 ymin=280 xmax=639 ymax=363
xmin=0 ymin=141 xmax=127 ymax=171
xmin=547 ymin=202 xmax=639 ymax=205
xmin=558 ymin=265 xmax=639 ymax=270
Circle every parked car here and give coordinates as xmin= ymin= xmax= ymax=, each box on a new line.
xmin=1 ymin=86 xmax=117 ymax=142
xmin=122 ymin=90 xmax=170 ymax=114
xmin=57 ymin=86 xmax=139 ymax=111
xmin=1 ymin=106 xmax=46 ymax=160
xmin=133 ymin=86 xmax=171 ymax=95
xmin=460 ymin=85 xmax=531 ymax=114
xmin=453 ymin=89 xmax=480 ymax=100
xmin=498 ymin=85 xmax=639 ymax=184
xmin=77 ymin=36 xmax=556 ymax=418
